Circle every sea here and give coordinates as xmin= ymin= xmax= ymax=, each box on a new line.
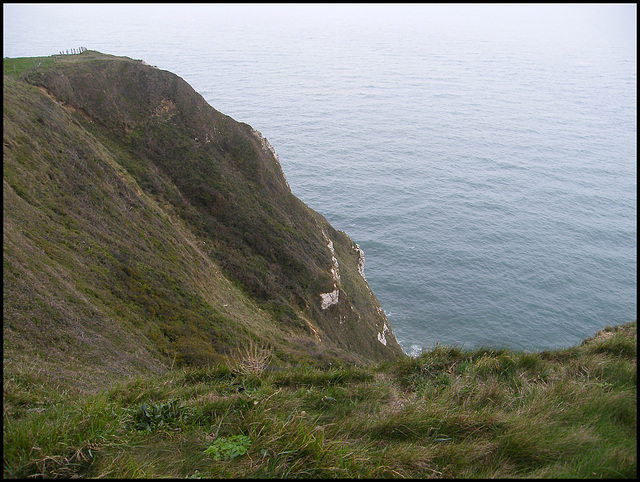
xmin=4 ymin=5 xmax=636 ymax=355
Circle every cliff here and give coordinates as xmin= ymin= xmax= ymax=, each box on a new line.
xmin=3 ymin=51 xmax=403 ymax=388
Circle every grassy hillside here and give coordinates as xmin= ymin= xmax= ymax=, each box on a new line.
xmin=4 ymin=70 xmax=293 ymax=386
xmin=3 ymin=322 xmax=636 ymax=478
xmin=3 ymin=50 xmax=404 ymax=392
xmin=3 ymin=52 xmax=635 ymax=478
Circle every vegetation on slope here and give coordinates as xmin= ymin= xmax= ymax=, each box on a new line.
xmin=3 ymin=322 xmax=636 ymax=478
xmin=4 ymin=70 xmax=275 ymax=385
xmin=3 ymin=50 xmax=403 ymax=390
xmin=4 ymin=52 xmax=635 ymax=479
xmin=21 ymin=51 xmax=401 ymax=363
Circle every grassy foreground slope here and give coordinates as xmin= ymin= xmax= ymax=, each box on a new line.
xmin=3 ymin=322 xmax=635 ymax=478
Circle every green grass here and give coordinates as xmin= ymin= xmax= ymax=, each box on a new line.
xmin=3 ymin=55 xmax=59 ymax=77
xmin=4 ymin=322 xmax=635 ymax=478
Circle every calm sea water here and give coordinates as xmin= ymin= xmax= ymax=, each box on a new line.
xmin=4 ymin=6 xmax=636 ymax=355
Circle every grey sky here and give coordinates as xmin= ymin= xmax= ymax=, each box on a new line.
xmin=3 ymin=3 xmax=637 ymax=58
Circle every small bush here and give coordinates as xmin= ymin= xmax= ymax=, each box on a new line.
xmin=228 ymin=341 xmax=273 ymax=376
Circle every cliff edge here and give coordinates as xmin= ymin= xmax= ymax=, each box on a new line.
xmin=3 ymin=51 xmax=403 ymax=387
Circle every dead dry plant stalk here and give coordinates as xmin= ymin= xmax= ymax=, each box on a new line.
xmin=230 ymin=340 xmax=273 ymax=376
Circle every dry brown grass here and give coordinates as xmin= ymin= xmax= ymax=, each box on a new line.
xmin=228 ymin=340 xmax=273 ymax=376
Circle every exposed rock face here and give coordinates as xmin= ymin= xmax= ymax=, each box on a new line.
xmin=320 ymin=230 xmax=341 ymax=309
xmin=6 ymin=50 xmax=405 ymax=368
xmin=378 ymin=321 xmax=391 ymax=346
xmin=320 ymin=290 xmax=340 ymax=310
xmin=354 ymin=244 xmax=366 ymax=280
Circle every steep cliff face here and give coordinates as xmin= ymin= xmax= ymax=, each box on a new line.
xmin=3 ymin=51 xmax=403 ymax=382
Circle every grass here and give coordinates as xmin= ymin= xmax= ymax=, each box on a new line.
xmin=3 ymin=321 xmax=635 ymax=478
xmin=4 ymin=50 xmax=405 ymax=381
xmin=3 ymin=52 xmax=636 ymax=477
xmin=3 ymin=55 xmax=59 ymax=77
xmin=227 ymin=341 xmax=274 ymax=376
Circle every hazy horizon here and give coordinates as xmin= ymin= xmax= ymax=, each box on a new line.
xmin=3 ymin=4 xmax=637 ymax=60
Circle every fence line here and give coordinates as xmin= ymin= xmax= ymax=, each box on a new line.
xmin=59 ymin=46 xmax=88 ymax=56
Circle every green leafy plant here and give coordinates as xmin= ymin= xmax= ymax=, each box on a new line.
xmin=204 ymin=435 xmax=252 ymax=461
xmin=127 ymin=399 xmax=194 ymax=432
